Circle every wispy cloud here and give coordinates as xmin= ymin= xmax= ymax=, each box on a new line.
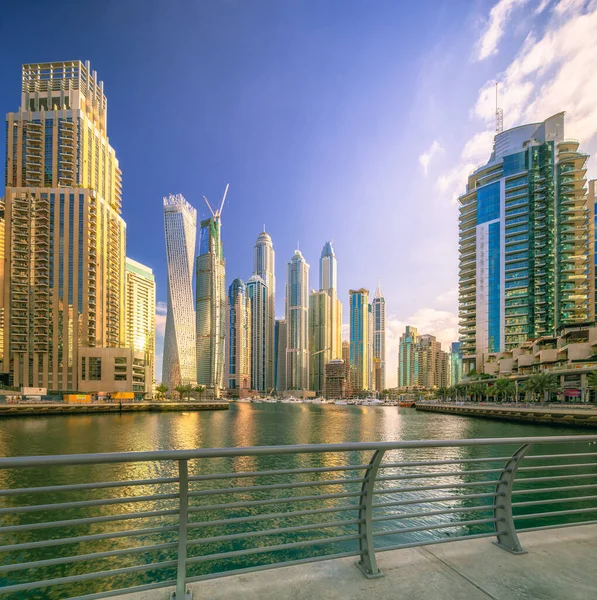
xmin=418 ymin=140 xmax=443 ymax=175
xmin=475 ymin=0 xmax=529 ymax=61
xmin=156 ymin=301 xmax=167 ymax=337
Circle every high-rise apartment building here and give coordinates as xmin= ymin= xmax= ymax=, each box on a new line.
xmin=342 ymin=340 xmax=350 ymax=365
xmin=349 ymin=288 xmax=369 ymax=392
xmin=253 ymin=230 xmax=275 ymax=392
xmin=459 ymin=113 xmax=594 ymax=373
xmin=286 ymin=249 xmax=309 ymax=390
xmin=309 ymin=289 xmax=330 ymax=394
xmin=320 ymin=242 xmax=342 ymax=359
xmin=372 ymin=283 xmax=386 ymax=392
xmin=415 ymin=334 xmax=442 ymax=388
xmin=450 ymin=341 xmax=463 ymax=386
xmin=274 ymin=318 xmax=287 ymax=393
xmin=3 ymin=61 xmax=126 ymax=389
xmin=125 ymin=258 xmax=155 ymax=395
xmin=398 ymin=326 xmax=418 ymax=388
xmin=0 ymin=197 xmax=4 ymax=369
xmin=247 ymin=275 xmax=267 ymax=392
xmin=196 ymin=212 xmax=226 ymax=394
xmin=163 ymin=194 xmax=197 ymax=388
xmin=226 ymin=278 xmax=251 ymax=390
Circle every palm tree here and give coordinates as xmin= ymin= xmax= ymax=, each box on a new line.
xmin=174 ymin=385 xmax=186 ymax=401
xmin=155 ymin=383 xmax=168 ymax=401
xmin=494 ymin=377 xmax=515 ymax=402
xmin=469 ymin=383 xmax=486 ymax=402
xmin=525 ymin=373 xmax=558 ymax=404
xmin=194 ymin=385 xmax=206 ymax=401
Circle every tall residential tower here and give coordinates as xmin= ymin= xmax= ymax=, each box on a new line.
xmin=163 ymin=194 xmax=197 ymax=387
xmin=253 ymin=230 xmax=275 ymax=392
xmin=372 ymin=282 xmax=386 ymax=392
xmin=196 ymin=186 xmax=228 ymax=395
xmin=349 ymin=288 xmax=369 ymax=392
xmin=458 ymin=113 xmax=594 ymax=373
xmin=226 ymin=278 xmax=251 ymax=390
xmin=3 ymin=61 xmax=126 ymax=389
xmin=125 ymin=258 xmax=156 ymax=396
xmin=286 ymin=249 xmax=309 ymax=391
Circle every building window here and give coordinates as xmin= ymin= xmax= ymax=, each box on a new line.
xmin=88 ymin=357 xmax=101 ymax=381
xmin=81 ymin=357 xmax=86 ymax=380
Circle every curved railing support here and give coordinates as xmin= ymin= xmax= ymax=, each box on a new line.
xmin=172 ymin=459 xmax=192 ymax=599
xmin=493 ymin=443 xmax=532 ymax=554
xmin=356 ymin=449 xmax=385 ymax=578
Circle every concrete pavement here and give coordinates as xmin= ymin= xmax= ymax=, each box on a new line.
xmin=118 ymin=524 xmax=597 ymax=600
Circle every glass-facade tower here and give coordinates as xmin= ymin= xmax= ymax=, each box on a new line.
xmin=196 ymin=216 xmax=226 ymax=394
xmin=372 ymin=283 xmax=386 ymax=391
xmin=458 ymin=113 xmax=594 ymax=372
xmin=253 ymin=231 xmax=275 ymax=392
xmin=226 ymin=278 xmax=251 ymax=390
xmin=349 ymin=288 xmax=369 ymax=392
xmin=247 ymin=275 xmax=267 ymax=392
xmin=285 ymin=249 xmax=309 ymax=390
xmin=163 ymin=194 xmax=197 ymax=387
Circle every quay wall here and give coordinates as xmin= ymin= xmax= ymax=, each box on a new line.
xmin=415 ymin=402 xmax=597 ymax=427
xmin=0 ymin=401 xmax=229 ymax=418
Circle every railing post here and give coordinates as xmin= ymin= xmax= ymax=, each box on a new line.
xmin=356 ymin=449 xmax=385 ymax=579
xmin=493 ymin=443 xmax=532 ymax=554
xmin=172 ymin=459 xmax=192 ymax=599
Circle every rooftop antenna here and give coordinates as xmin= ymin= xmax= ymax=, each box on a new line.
xmin=263 ymin=224 xmax=266 ymax=232
xmin=495 ymin=82 xmax=503 ymax=134
xmin=203 ymin=183 xmax=229 ymax=220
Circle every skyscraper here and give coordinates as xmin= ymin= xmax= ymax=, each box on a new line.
xmin=398 ymin=326 xmax=418 ymax=388
xmin=3 ymin=61 xmax=126 ymax=389
xmin=372 ymin=282 xmax=386 ymax=392
xmin=349 ymin=288 xmax=369 ymax=392
xmin=274 ymin=318 xmax=287 ymax=393
xmin=163 ymin=194 xmax=197 ymax=388
xmin=309 ymin=289 xmax=330 ymax=394
xmin=226 ymin=278 xmax=251 ymax=390
xmin=449 ymin=341 xmax=463 ymax=387
xmin=196 ymin=187 xmax=228 ymax=395
xmin=320 ymin=242 xmax=342 ymax=359
xmin=286 ymin=249 xmax=309 ymax=390
xmin=247 ymin=275 xmax=267 ymax=392
xmin=125 ymin=258 xmax=156 ymax=396
xmin=253 ymin=230 xmax=275 ymax=392
xmin=459 ymin=113 xmax=594 ymax=374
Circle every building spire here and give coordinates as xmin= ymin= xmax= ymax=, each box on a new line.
xmin=374 ymin=278 xmax=383 ymax=299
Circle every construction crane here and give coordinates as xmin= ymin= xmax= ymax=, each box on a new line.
xmin=203 ymin=183 xmax=229 ymax=220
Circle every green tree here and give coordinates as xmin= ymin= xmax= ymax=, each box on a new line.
xmin=494 ymin=377 xmax=515 ymax=402
xmin=194 ymin=385 xmax=206 ymax=401
xmin=525 ymin=373 xmax=558 ymax=404
xmin=155 ymin=383 xmax=168 ymax=400
xmin=174 ymin=385 xmax=186 ymax=401
xmin=469 ymin=383 xmax=486 ymax=402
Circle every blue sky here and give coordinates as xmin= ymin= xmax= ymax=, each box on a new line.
xmin=2 ymin=0 xmax=597 ymax=385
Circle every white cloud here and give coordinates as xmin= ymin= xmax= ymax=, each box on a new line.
xmin=418 ymin=140 xmax=443 ymax=175
xmin=535 ymin=0 xmax=551 ymax=14
xmin=475 ymin=0 xmax=529 ymax=61
xmin=439 ymin=1 xmax=597 ymax=209
xmin=156 ymin=301 xmax=167 ymax=337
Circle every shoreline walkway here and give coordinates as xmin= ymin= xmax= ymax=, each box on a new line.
xmin=118 ymin=524 xmax=597 ymax=600
xmin=0 ymin=401 xmax=229 ymax=417
xmin=416 ymin=402 xmax=597 ymax=427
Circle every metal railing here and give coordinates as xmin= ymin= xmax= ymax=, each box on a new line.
xmin=0 ymin=435 xmax=596 ymax=599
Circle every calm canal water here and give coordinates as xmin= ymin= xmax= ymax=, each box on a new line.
xmin=0 ymin=404 xmax=596 ymax=599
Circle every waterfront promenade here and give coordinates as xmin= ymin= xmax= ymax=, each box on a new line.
xmin=416 ymin=402 xmax=597 ymax=427
xmin=0 ymin=401 xmax=229 ymax=417
xmin=118 ymin=524 xmax=597 ymax=600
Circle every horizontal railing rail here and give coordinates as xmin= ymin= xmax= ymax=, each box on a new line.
xmin=0 ymin=435 xmax=596 ymax=599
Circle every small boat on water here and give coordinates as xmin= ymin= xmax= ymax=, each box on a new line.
xmin=398 ymin=401 xmax=416 ymax=408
